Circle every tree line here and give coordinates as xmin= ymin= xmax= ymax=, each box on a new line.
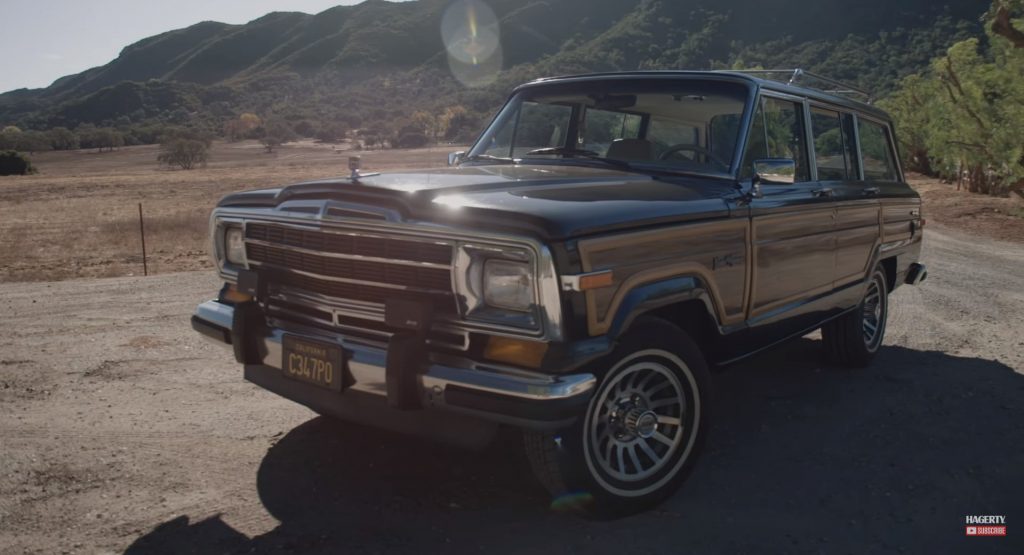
xmin=0 ymin=103 xmax=483 ymax=173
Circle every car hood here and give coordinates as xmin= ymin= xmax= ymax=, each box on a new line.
xmin=218 ymin=164 xmax=739 ymax=240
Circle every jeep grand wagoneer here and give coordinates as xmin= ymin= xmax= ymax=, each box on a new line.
xmin=192 ymin=69 xmax=926 ymax=516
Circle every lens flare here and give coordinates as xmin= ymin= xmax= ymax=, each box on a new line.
xmin=441 ymin=0 xmax=502 ymax=87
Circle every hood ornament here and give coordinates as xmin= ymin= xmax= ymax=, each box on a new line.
xmin=348 ymin=156 xmax=380 ymax=183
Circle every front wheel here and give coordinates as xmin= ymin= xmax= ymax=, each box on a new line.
xmin=524 ymin=318 xmax=710 ymax=517
xmin=822 ymin=267 xmax=889 ymax=367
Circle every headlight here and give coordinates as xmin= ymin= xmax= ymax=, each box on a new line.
xmin=483 ymin=259 xmax=534 ymax=311
xmin=224 ymin=226 xmax=246 ymax=265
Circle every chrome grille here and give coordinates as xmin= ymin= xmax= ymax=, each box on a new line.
xmin=246 ymin=223 xmax=452 ymax=264
xmin=244 ymin=222 xmax=459 ymax=333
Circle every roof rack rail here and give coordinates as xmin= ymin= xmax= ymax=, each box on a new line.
xmin=730 ymin=69 xmax=872 ymax=103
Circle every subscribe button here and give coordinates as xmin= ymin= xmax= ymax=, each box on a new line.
xmin=965 ymin=515 xmax=1007 ymax=537
xmin=966 ymin=526 xmax=1006 ymax=536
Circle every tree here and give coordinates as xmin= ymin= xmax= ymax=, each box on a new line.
xmin=0 ymin=126 xmax=21 ymax=150
xmin=157 ymin=139 xmax=209 ymax=169
xmin=0 ymin=151 xmax=36 ymax=175
xmin=315 ymin=122 xmax=348 ymax=143
xmin=48 ymin=127 xmax=79 ymax=151
xmin=77 ymin=126 xmax=124 ymax=152
xmin=260 ymin=118 xmax=296 ymax=153
xmin=410 ymin=111 xmax=440 ymax=142
xmin=990 ymin=0 xmax=1024 ymax=48
xmin=293 ymin=119 xmax=317 ymax=138
xmin=224 ymin=113 xmax=262 ymax=142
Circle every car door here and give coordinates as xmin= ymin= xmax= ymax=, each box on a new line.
xmin=808 ymin=107 xmax=880 ymax=290
xmin=744 ymin=95 xmax=837 ymax=326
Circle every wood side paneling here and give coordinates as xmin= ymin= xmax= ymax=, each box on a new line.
xmin=578 ymin=219 xmax=749 ymax=336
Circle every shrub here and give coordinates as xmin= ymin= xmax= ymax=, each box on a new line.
xmin=157 ymin=139 xmax=209 ymax=170
xmin=397 ymin=132 xmax=429 ymax=148
xmin=0 ymin=151 xmax=36 ymax=175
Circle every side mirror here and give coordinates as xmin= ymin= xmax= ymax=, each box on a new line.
xmin=448 ymin=151 xmax=466 ymax=166
xmin=753 ymin=158 xmax=796 ymax=184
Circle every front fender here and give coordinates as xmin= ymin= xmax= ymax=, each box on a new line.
xmin=604 ymin=276 xmax=720 ymax=339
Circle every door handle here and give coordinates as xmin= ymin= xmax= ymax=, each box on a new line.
xmin=811 ymin=187 xmax=834 ymax=198
xmin=863 ymin=186 xmax=880 ymax=196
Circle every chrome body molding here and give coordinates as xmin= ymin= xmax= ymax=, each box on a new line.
xmin=210 ymin=201 xmax=565 ymax=342
xmin=193 ymin=300 xmax=595 ymax=404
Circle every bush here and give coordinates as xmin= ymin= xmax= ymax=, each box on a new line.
xmin=0 ymin=151 xmax=36 ymax=175
xmin=157 ymin=139 xmax=209 ymax=170
xmin=397 ymin=132 xmax=429 ymax=148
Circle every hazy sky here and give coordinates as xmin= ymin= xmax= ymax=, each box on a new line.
xmin=0 ymin=0 xmax=388 ymax=94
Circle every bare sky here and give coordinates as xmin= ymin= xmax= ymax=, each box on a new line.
xmin=0 ymin=0 xmax=388 ymax=94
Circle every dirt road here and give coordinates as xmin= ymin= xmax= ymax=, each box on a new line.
xmin=1 ymin=225 xmax=1022 ymax=554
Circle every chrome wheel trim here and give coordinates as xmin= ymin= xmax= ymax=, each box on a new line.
xmin=861 ymin=274 xmax=887 ymax=352
xmin=583 ymin=349 xmax=700 ymax=498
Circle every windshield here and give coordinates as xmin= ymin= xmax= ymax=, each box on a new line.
xmin=468 ymin=78 xmax=751 ymax=176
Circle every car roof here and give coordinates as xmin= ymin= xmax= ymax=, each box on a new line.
xmin=517 ymin=70 xmax=891 ymax=122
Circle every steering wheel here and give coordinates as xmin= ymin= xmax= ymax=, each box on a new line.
xmin=659 ymin=144 xmax=728 ymax=169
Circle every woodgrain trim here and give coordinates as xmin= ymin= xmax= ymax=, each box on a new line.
xmin=578 ymin=219 xmax=749 ymax=336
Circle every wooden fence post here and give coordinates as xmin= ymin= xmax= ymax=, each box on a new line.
xmin=138 ymin=202 xmax=148 ymax=277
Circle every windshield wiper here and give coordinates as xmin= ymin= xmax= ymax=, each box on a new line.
xmin=463 ymin=153 xmax=516 ymax=164
xmin=523 ymin=147 xmax=635 ymax=171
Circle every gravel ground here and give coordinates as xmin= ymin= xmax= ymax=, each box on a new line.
xmin=1 ymin=225 xmax=1022 ymax=554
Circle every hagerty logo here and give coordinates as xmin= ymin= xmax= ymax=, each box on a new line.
xmin=965 ymin=515 xmax=1007 ymax=536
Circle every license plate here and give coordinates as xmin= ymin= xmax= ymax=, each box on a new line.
xmin=282 ymin=335 xmax=345 ymax=392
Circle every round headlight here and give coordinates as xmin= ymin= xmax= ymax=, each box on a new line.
xmin=483 ymin=259 xmax=534 ymax=311
xmin=224 ymin=227 xmax=246 ymax=265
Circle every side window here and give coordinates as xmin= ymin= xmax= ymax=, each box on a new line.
xmin=581 ymin=108 xmax=642 ymax=155
xmin=858 ymin=119 xmax=899 ymax=182
xmin=501 ymin=101 xmax=573 ymax=158
xmin=809 ymin=107 xmax=856 ymax=181
xmin=741 ymin=97 xmax=810 ymax=182
xmin=647 ymin=118 xmax=699 ymax=159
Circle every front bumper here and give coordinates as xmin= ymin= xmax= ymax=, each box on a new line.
xmin=192 ymin=300 xmax=596 ymax=431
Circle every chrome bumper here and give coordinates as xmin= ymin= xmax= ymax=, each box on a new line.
xmin=192 ymin=300 xmax=596 ymax=429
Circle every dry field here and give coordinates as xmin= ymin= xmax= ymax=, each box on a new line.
xmin=0 ymin=141 xmax=455 ymax=282
xmin=1 ymin=151 xmax=1021 ymax=286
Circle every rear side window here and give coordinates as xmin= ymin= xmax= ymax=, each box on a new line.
xmin=741 ymin=97 xmax=810 ymax=182
xmin=647 ymin=118 xmax=699 ymax=159
xmin=858 ymin=119 xmax=899 ymax=181
xmin=581 ymin=108 xmax=642 ymax=155
xmin=810 ymin=107 xmax=858 ymax=181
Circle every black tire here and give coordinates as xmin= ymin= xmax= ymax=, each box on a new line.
xmin=822 ymin=267 xmax=889 ymax=367
xmin=523 ymin=317 xmax=711 ymax=517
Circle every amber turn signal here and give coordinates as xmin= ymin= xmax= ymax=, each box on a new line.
xmin=578 ymin=270 xmax=614 ymax=291
xmin=484 ymin=336 xmax=549 ymax=368
xmin=223 ymin=283 xmax=253 ymax=303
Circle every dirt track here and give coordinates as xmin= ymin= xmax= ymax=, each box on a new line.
xmin=1 ymin=225 xmax=1022 ymax=554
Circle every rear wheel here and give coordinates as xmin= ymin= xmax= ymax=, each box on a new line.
xmin=524 ymin=318 xmax=710 ymax=517
xmin=822 ymin=267 xmax=889 ymax=367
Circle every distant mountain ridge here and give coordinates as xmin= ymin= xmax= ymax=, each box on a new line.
xmin=0 ymin=0 xmax=987 ymax=134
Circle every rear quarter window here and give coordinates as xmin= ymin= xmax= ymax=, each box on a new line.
xmin=858 ymin=119 xmax=899 ymax=182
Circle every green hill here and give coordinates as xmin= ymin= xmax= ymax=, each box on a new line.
xmin=0 ymin=0 xmax=987 ymax=138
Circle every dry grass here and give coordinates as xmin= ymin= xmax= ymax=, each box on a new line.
xmin=0 ymin=141 xmax=454 ymax=282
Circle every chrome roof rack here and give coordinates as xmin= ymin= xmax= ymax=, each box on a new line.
xmin=730 ymin=68 xmax=872 ymax=103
